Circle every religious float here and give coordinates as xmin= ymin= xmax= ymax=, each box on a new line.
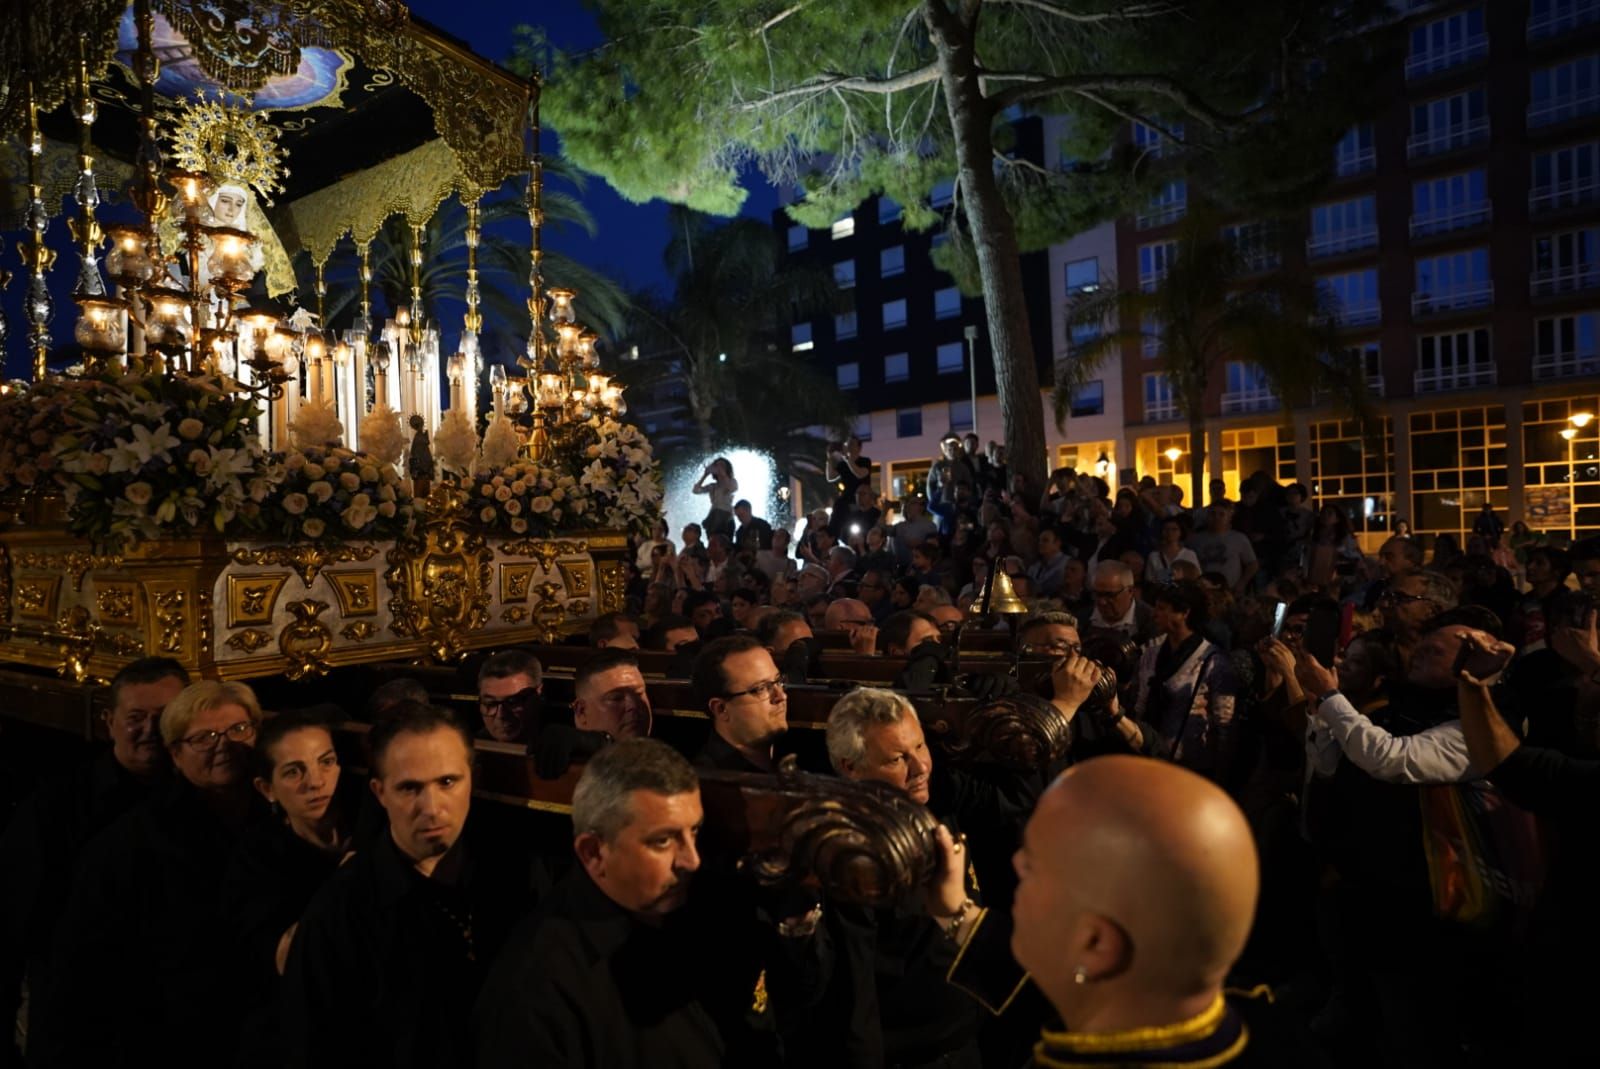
xmin=0 ymin=0 xmax=656 ymax=686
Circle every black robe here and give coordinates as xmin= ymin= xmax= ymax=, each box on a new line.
xmin=0 ymin=749 xmax=158 ymax=1064
xmin=474 ymin=865 xmax=787 ymax=1068
xmin=28 ymin=777 xmax=263 ymax=1069
xmin=279 ymin=815 xmax=540 ymax=1069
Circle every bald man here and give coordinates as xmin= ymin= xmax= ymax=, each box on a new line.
xmin=946 ymin=756 xmax=1315 ymax=1067
xmin=823 ymin=597 xmax=878 ymax=654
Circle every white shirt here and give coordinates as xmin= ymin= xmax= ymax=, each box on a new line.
xmin=1309 ymin=692 xmax=1476 ymax=784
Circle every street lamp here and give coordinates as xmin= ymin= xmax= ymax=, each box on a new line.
xmin=1563 ymin=411 xmax=1594 ymax=541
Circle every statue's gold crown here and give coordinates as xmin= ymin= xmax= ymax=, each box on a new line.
xmin=167 ymin=97 xmax=287 ymax=203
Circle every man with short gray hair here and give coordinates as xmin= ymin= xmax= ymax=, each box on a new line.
xmin=475 ymin=739 xmax=782 ymax=1066
xmin=826 ymin=543 xmax=858 ymax=596
xmin=1081 ymin=559 xmax=1157 ymax=646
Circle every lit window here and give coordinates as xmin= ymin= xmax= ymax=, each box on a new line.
xmin=883 ymin=299 xmax=908 ymax=331
xmin=1307 ymin=196 xmax=1378 ymax=258
xmin=949 ymin=399 xmax=973 ymax=432
xmin=854 ymin=413 xmax=873 ymax=440
xmin=1319 ymin=269 xmax=1381 ymax=326
xmin=834 ymin=260 xmax=856 ymax=289
xmin=791 ymin=322 xmax=813 ymax=351
xmin=897 ymin=407 xmax=923 ymax=438
xmin=885 ymin=352 xmax=910 ymax=382
xmin=934 ymin=286 xmax=961 ymax=320
xmin=881 ymin=245 xmax=905 ymax=277
xmin=836 ymin=362 xmax=860 ymax=390
xmin=787 ymin=224 xmax=808 ymax=251
xmin=879 ymin=197 xmax=901 ymax=223
xmin=937 ymin=341 xmax=964 ymax=374
xmin=831 ymin=215 xmax=855 ymax=240
xmin=1070 ymin=381 xmax=1105 ymax=418
xmin=1138 ymin=241 xmax=1177 ymax=291
xmin=1065 ymin=257 xmax=1098 ymax=294
xmin=1143 ymin=373 xmax=1178 ymax=420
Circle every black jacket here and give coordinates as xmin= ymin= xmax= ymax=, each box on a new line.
xmin=29 ymin=777 xmax=263 ymax=1069
xmin=280 ymin=813 xmax=542 ymax=1069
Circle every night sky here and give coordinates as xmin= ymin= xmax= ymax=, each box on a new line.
xmin=0 ymin=0 xmax=781 ymax=378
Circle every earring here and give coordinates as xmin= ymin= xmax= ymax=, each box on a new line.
xmin=1073 ymin=965 xmax=1088 ymax=985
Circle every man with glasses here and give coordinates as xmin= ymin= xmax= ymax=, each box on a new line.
xmin=690 ymin=636 xmax=790 ymax=773
xmin=1016 ymin=613 xmax=1150 ymax=763
xmin=1378 ymin=569 xmax=1456 ymax=667
xmin=824 ymin=597 xmax=879 ymax=654
xmin=3 ymin=657 xmax=189 ymax=1066
xmin=1080 ymin=560 xmax=1157 ymax=647
xmin=857 ymin=567 xmax=894 ymax=623
xmin=1028 ymin=527 xmax=1071 ymax=599
xmin=477 ymin=649 xmax=543 ymax=746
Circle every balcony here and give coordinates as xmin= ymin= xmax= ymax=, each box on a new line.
xmin=1139 ymin=271 xmax=1168 ymax=293
xmin=1334 ymin=300 xmax=1382 ymax=328
xmin=1335 ymin=145 xmax=1377 ymax=178
xmin=1221 ymin=386 xmax=1280 ymax=415
xmin=1530 ymin=90 xmax=1600 ymax=129
xmin=1528 ymin=0 xmax=1600 ymax=40
xmin=1367 ymin=374 xmax=1387 ymax=398
xmin=1405 ymin=33 xmax=1489 ymax=81
xmin=1530 ymin=176 xmax=1600 ymax=214
xmin=1136 ymin=202 xmax=1187 ymax=230
xmin=1412 ymin=282 xmax=1494 ymax=316
xmin=1410 ymin=201 xmax=1492 ymax=238
xmin=1145 ymin=399 xmax=1181 ymax=422
xmin=1534 ymin=349 xmax=1600 ymax=379
xmin=1307 ymin=226 xmax=1379 ymax=259
xmin=1407 ymin=117 xmax=1489 ymax=159
xmin=1532 ymin=263 xmax=1600 ymax=296
xmin=1416 ymin=363 xmax=1497 ymax=393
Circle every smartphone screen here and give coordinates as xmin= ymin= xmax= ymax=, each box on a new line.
xmin=1272 ymin=603 xmax=1288 ymax=637
xmin=1303 ymin=603 xmax=1341 ymax=667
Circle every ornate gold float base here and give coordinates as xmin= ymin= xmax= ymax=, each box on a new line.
xmin=0 ymin=499 xmax=629 ymax=683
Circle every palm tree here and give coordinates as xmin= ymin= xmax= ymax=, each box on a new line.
xmin=293 ymin=157 xmax=629 ymax=361
xmin=615 ymin=207 xmax=853 ymax=503
xmin=1055 ymin=210 xmax=1372 ymax=505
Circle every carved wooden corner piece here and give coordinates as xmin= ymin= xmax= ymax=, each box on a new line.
xmin=947 ymin=693 xmax=1073 ymax=772
xmin=699 ymin=770 xmax=940 ymax=908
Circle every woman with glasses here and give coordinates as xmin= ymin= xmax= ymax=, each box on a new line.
xmin=31 ymin=681 xmax=268 ymax=1069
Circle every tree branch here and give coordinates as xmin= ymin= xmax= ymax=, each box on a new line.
xmin=981 ymin=70 xmax=1243 ymax=128
xmin=756 ymin=2 xmax=810 ymax=34
xmin=740 ymin=64 xmax=943 ymax=110
xmin=987 ymin=0 xmax=1178 ymax=21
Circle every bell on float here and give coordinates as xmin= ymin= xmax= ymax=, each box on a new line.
xmin=969 ymin=569 xmax=1029 ymax=617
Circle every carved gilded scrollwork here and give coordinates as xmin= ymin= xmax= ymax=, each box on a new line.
xmin=53 ymin=605 xmax=97 ymax=684
xmin=340 ymin=620 xmax=377 ymax=643
xmin=226 ymin=572 xmax=289 ymax=627
xmin=225 ymin=628 xmax=273 ymax=654
xmin=279 ymin=599 xmax=333 ymax=680
xmin=230 ymin=544 xmax=378 ymax=587
xmin=327 ymin=571 xmax=378 ymax=617
xmin=499 ymin=563 xmax=536 ymax=603
xmin=15 ymin=576 xmax=61 ymax=621
xmin=499 ymin=537 xmax=589 ymax=574
xmin=385 ymin=486 xmax=492 ymax=661
xmin=596 ymin=560 xmax=627 ymax=615
xmin=15 ymin=550 xmax=123 ymax=592
xmin=556 ymin=561 xmax=592 ymax=598
xmin=500 ymin=606 xmax=528 ymax=624
xmin=95 ymin=585 xmax=137 ymax=623
xmin=153 ymin=590 xmax=187 ymax=655
xmin=563 ymin=598 xmax=591 ymax=618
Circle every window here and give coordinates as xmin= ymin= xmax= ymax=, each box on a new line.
xmin=1143 ymin=373 xmax=1178 ymax=421
xmin=1534 ymin=312 xmax=1600 ymax=379
xmin=1412 ymin=171 xmax=1490 ymax=237
xmin=1522 ymin=396 xmax=1600 ymax=537
xmin=1306 ymin=417 xmax=1397 ymax=537
xmin=881 ymin=245 xmax=905 ymax=277
xmin=1413 ymin=248 xmax=1492 ymax=315
xmin=836 ymin=362 xmax=860 ymax=389
xmin=1532 ymin=142 xmax=1600 ymax=214
xmin=1533 ymin=227 xmax=1600 ymax=295
xmin=1139 ymin=241 xmax=1177 ymax=291
xmin=834 ymin=259 xmax=856 ymax=289
xmin=791 ymin=321 xmax=813 ymax=351
xmin=937 ymin=340 xmax=965 ymax=374
xmin=786 ymin=224 xmax=808 ymax=251
xmin=884 ymin=352 xmax=909 ymax=382
xmin=1320 ymin=269 xmax=1381 ymax=327
xmin=1335 ymin=123 xmax=1376 ymax=177
xmin=1137 ymin=180 xmax=1188 ymax=230
xmin=1222 ymin=362 xmax=1277 ymax=413
xmin=897 ymin=407 xmax=923 ymax=438
xmin=1069 ymin=380 xmax=1105 ymax=418
xmin=1409 ymin=88 xmax=1489 ymax=158
xmin=1140 ymin=313 xmax=1162 ymax=358
xmin=930 ymin=179 xmax=955 ymax=207
xmin=1308 ymin=196 xmax=1378 ymax=258
xmin=1406 ymin=8 xmax=1487 ymax=80
xmin=1408 ymin=405 xmax=1508 ymax=541
xmin=949 ymin=399 xmax=974 ymax=433
xmin=1065 ymin=256 xmax=1099 ymax=294
xmin=934 ymin=286 xmax=961 ymax=320
xmin=1416 ymin=327 xmax=1495 ymax=391
xmin=1222 ymin=221 xmax=1281 ymax=272
xmin=835 ymin=309 xmax=857 ymax=340
xmin=882 ymin=299 xmax=908 ymax=330
xmin=1530 ymin=56 xmax=1600 ymax=128
xmin=831 ymin=215 xmax=855 ymax=240
xmin=1341 ymin=341 xmax=1386 ymax=393
xmin=879 ymin=196 xmax=902 ymax=223
xmin=1530 ymin=0 xmax=1600 ymax=40
xmin=853 ymin=413 xmax=873 ymax=441
xmin=1132 ymin=120 xmax=1183 ymax=158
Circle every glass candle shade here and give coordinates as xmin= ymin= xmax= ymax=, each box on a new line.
xmin=555 ymin=323 xmax=581 ymax=361
xmin=104 ymin=226 xmax=155 ymax=286
xmin=203 ymin=226 xmax=257 ymax=290
xmin=547 ymin=288 xmax=576 ymax=325
xmin=536 ymin=372 xmax=566 ymax=409
xmin=75 ymin=297 xmax=127 ymax=353
xmin=169 ymin=170 xmax=209 ymax=224
xmin=145 ymin=288 xmax=191 ymax=348
xmin=577 ymin=331 xmax=599 ymax=369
